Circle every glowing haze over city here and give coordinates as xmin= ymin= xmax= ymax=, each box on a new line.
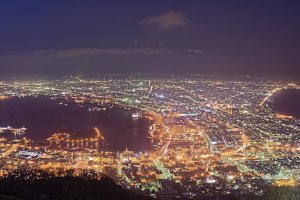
xmin=0 ymin=1 xmax=300 ymax=200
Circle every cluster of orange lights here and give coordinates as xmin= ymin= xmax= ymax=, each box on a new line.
xmin=274 ymin=179 xmax=296 ymax=187
xmin=0 ymin=95 xmax=9 ymax=100
xmin=276 ymin=113 xmax=294 ymax=119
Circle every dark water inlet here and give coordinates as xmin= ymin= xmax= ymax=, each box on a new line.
xmin=0 ymin=96 xmax=151 ymax=152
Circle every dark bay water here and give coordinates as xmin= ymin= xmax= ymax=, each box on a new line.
xmin=0 ymin=96 xmax=151 ymax=152
xmin=272 ymin=89 xmax=300 ymax=119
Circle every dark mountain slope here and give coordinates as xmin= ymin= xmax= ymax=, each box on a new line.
xmin=0 ymin=175 xmax=150 ymax=200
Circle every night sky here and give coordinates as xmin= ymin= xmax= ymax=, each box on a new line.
xmin=0 ymin=1 xmax=299 ymax=79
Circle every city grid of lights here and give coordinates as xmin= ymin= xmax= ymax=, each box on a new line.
xmin=0 ymin=75 xmax=299 ymax=199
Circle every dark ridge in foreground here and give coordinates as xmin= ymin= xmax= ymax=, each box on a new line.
xmin=0 ymin=172 xmax=299 ymax=200
xmin=0 ymin=175 xmax=150 ymax=200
